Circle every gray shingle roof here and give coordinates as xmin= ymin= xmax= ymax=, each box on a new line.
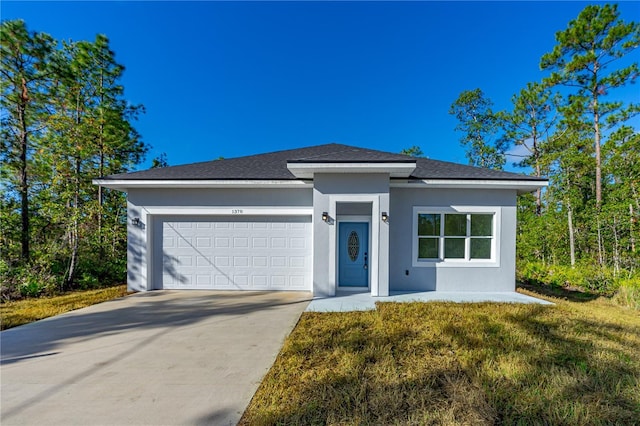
xmin=101 ymin=143 xmax=546 ymax=182
xmin=411 ymin=157 xmax=545 ymax=181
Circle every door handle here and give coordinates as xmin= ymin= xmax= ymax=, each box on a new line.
xmin=364 ymin=252 xmax=368 ymax=270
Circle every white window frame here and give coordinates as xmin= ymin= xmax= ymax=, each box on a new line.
xmin=412 ymin=206 xmax=501 ymax=268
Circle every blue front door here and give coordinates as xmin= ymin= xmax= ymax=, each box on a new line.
xmin=338 ymin=222 xmax=369 ymax=287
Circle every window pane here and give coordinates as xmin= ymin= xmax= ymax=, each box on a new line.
xmin=470 ymin=238 xmax=491 ymax=259
xmin=418 ymin=214 xmax=440 ymax=236
xmin=471 ymin=214 xmax=493 ymax=236
xmin=418 ymin=238 xmax=439 ymax=259
xmin=444 ymin=214 xmax=466 ymax=236
xmin=444 ymin=238 xmax=465 ymax=258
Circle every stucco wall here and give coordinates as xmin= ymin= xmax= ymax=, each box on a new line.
xmin=126 ymin=200 xmax=149 ymax=292
xmin=128 ymin=187 xmax=313 ymax=207
xmin=389 ymin=187 xmax=517 ymax=292
xmin=312 ymin=174 xmax=390 ymax=297
xmin=126 ymin=184 xmax=518 ymax=294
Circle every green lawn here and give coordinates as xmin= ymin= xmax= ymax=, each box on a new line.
xmin=241 ymin=288 xmax=640 ymax=425
xmin=0 ymin=285 xmax=129 ymax=330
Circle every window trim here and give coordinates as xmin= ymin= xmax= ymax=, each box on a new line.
xmin=412 ymin=206 xmax=501 ymax=268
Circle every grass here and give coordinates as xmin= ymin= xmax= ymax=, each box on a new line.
xmin=0 ymin=285 xmax=129 ymax=331
xmin=241 ymin=288 xmax=640 ymax=425
xmin=612 ymin=281 xmax=640 ymax=311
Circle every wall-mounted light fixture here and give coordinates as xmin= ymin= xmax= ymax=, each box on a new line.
xmin=132 ymin=217 xmax=140 ymax=226
xmin=381 ymin=212 xmax=389 ymax=223
xmin=321 ymin=212 xmax=329 ymax=222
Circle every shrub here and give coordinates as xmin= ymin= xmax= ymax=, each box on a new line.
xmin=1 ymin=258 xmax=62 ymax=301
xmin=612 ymin=278 xmax=640 ymax=310
xmin=517 ymin=261 xmax=634 ymax=296
xmin=77 ymin=272 xmax=99 ymax=290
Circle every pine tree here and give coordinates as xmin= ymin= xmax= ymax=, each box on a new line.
xmin=43 ymin=35 xmax=146 ymax=287
xmin=449 ymin=89 xmax=507 ymax=170
xmin=0 ymin=20 xmax=54 ymax=262
xmin=540 ymin=3 xmax=640 ymax=208
xmin=501 ymin=82 xmax=562 ymax=215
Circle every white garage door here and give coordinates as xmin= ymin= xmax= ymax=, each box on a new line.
xmin=157 ymin=216 xmax=312 ymax=290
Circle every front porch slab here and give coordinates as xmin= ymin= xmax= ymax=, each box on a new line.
xmin=306 ymin=290 xmax=553 ymax=312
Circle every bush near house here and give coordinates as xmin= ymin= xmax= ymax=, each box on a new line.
xmin=612 ymin=280 xmax=640 ymax=311
xmin=517 ymin=261 xmax=640 ymax=310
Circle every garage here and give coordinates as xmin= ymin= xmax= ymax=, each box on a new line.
xmin=155 ymin=215 xmax=312 ymax=290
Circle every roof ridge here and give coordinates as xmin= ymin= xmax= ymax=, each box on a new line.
xmin=213 ymin=142 xmax=339 ymax=162
xmin=248 ymin=142 xmax=340 ymax=158
xmin=292 ymin=143 xmax=411 ymax=161
xmin=293 ymin=144 xmax=360 ymax=161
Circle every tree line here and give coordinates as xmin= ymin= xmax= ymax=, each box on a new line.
xmin=1 ymin=20 xmax=147 ymax=298
xmin=2 ymin=4 xmax=638 ymax=300
xmin=448 ymin=4 xmax=639 ymax=292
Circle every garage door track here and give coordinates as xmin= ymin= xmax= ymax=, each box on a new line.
xmin=1 ymin=291 xmax=311 ymax=425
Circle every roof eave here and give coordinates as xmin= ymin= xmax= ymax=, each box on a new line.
xmin=92 ymin=179 xmax=313 ymax=190
xmin=391 ymin=178 xmax=549 ymax=194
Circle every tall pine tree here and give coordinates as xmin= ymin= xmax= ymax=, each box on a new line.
xmin=501 ymin=82 xmax=561 ymax=215
xmin=0 ymin=20 xmax=54 ymax=262
xmin=449 ymin=89 xmax=507 ymax=170
xmin=540 ymin=3 xmax=640 ymax=207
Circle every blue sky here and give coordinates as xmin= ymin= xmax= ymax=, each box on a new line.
xmin=3 ymin=1 xmax=639 ymax=171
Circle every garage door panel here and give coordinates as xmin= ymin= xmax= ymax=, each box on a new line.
xmin=270 ymin=237 xmax=286 ymax=248
xmin=270 ymin=256 xmax=286 ymax=267
xmin=158 ymin=215 xmax=312 ymax=290
xmin=196 ymin=256 xmax=210 ymax=267
xmin=214 ymin=256 xmax=230 ymax=266
xmin=214 ymin=275 xmax=230 ymax=286
xmin=290 ymin=275 xmax=306 ymax=288
xmin=253 ymin=256 xmax=268 ymax=267
xmin=177 ymin=238 xmax=192 ymax=248
xmin=233 ymin=237 xmax=249 ymax=248
xmin=195 ymin=237 xmax=211 ymax=248
xmin=252 ymin=237 xmax=268 ymax=248
xmin=196 ymin=275 xmax=211 ymax=286
xmin=215 ymin=237 xmax=230 ymax=248
xmin=233 ymin=275 xmax=250 ymax=286
xmin=290 ymin=256 xmax=306 ymax=268
xmin=234 ymin=256 xmax=249 ymax=267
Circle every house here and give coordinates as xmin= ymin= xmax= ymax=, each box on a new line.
xmin=94 ymin=143 xmax=548 ymax=297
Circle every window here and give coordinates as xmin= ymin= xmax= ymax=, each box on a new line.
xmin=415 ymin=208 xmax=496 ymax=264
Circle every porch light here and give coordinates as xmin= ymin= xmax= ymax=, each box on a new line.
xmin=132 ymin=217 xmax=140 ymax=226
xmin=381 ymin=212 xmax=388 ymax=222
xmin=321 ymin=212 xmax=329 ymax=222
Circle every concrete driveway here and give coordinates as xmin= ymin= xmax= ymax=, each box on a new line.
xmin=1 ymin=291 xmax=311 ymax=426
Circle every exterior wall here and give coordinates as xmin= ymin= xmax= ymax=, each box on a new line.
xmin=336 ymin=203 xmax=372 ymax=215
xmin=126 ymin=188 xmax=312 ymax=292
xmin=128 ymin=187 xmax=312 ymax=207
xmin=126 ymin=199 xmax=149 ymax=292
xmin=389 ymin=188 xmax=517 ymax=292
xmin=313 ymin=174 xmax=390 ymax=297
xmin=126 ymin=184 xmax=518 ymax=295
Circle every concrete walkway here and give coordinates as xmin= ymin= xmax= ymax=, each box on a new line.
xmin=1 ymin=291 xmax=311 ymax=426
xmin=306 ymin=290 xmax=553 ymax=312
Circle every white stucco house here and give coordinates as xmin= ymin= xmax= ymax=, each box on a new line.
xmin=94 ymin=143 xmax=547 ymax=297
